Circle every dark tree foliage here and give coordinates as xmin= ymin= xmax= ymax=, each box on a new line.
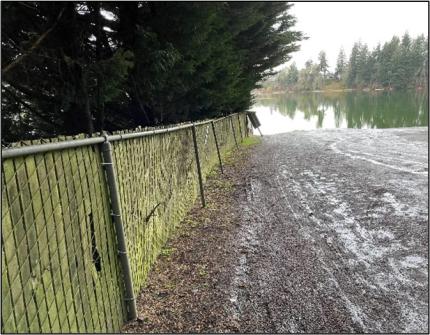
xmin=346 ymin=34 xmax=428 ymax=89
xmin=1 ymin=1 xmax=303 ymax=143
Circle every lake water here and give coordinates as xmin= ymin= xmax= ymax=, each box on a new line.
xmin=251 ymin=91 xmax=428 ymax=135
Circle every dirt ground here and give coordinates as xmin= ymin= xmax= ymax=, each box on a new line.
xmin=123 ymin=127 xmax=428 ymax=333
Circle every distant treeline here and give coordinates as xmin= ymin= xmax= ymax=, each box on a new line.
xmin=1 ymin=2 xmax=304 ymax=143
xmin=261 ymin=33 xmax=428 ymax=93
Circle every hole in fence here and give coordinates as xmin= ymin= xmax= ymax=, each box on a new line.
xmin=88 ymin=213 xmax=102 ymax=272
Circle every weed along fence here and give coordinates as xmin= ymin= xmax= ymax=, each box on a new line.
xmin=1 ymin=112 xmax=250 ymax=333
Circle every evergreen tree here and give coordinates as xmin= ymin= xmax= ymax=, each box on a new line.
xmin=335 ymin=48 xmax=347 ymax=81
xmin=411 ymin=35 xmax=428 ymax=88
xmin=379 ymin=36 xmax=400 ymax=88
xmin=346 ymin=43 xmax=360 ymax=87
xmin=398 ymin=32 xmax=413 ymax=88
xmin=370 ymin=44 xmax=381 ymax=87
xmin=286 ymin=63 xmax=299 ymax=86
xmin=356 ymin=43 xmax=370 ymax=86
xmin=318 ymin=50 xmax=329 ymax=79
xmin=259 ymin=33 xmax=428 ymax=92
xmin=1 ymin=1 xmax=304 ymax=143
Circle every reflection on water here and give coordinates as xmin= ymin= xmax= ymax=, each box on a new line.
xmin=252 ymin=91 xmax=428 ymax=135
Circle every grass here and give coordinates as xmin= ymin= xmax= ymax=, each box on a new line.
xmin=241 ymin=135 xmax=261 ymax=147
xmin=211 ymin=178 xmax=233 ymax=191
xmin=160 ymin=247 xmax=176 ymax=257
xmin=152 ymin=135 xmax=257 ymax=278
xmin=183 ymin=217 xmax=199 ymax=228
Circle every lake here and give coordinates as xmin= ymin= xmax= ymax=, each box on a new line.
xmin=251 ymin=91 xmax=428 ymax=135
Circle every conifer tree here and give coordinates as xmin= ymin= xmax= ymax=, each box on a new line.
xmin=335 ymin=48 xmax=347 ymax=81
xmin=1 ymin=1 xmax=304 ymax=143
xmin=318 ymin=50 xmax=329 ymax=80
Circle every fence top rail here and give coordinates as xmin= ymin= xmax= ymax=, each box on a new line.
xmin=2 ymin=113 xmax=242 ymax=159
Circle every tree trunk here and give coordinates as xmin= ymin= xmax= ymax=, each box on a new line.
xmin=81 ymin=72 xmax=95 ymax=135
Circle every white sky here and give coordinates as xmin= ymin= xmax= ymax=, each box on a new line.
xmin=284 ymin=2 xmax=428 ymax=71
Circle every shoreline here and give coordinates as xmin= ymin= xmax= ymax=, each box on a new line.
xmin=255 ymin=87 xmax=426 ymax=96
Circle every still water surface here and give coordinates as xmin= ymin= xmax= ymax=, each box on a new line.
xmin=251 ymin=91 xmax=428 ymax=135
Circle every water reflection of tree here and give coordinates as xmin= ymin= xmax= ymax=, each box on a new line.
xmin=255 ymin=91 xmax=428 ymax=128
xmin=333 ymin=100 xmax=344 ymax=128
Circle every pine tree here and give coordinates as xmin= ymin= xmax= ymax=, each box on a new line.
xmin=346 ymin=43 xmax=360 ymax=87
xmin=335 ymin=48 xmax=347 ymax=81
xmin=261 ymin=32 xmax=428 ymax=92
xmin=411 ymin=34 xmax=428 ymax=88
xmin=318 ymin=50 xmax=329 ymax=80
xmin=286 ymin=63 xmax=299 ymax=86
xmin=1 ymin=1 xmax=304 ymax=142
xmin=356 ymin=43 xmax=370 ymax=86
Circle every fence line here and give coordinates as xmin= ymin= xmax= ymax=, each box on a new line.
xmin=1 ymin=112 xmax=250 ymax=333
xmin=1 ymin=114 xmax=239 ymax=159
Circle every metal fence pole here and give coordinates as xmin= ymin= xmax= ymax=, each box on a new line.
xmin=237 ymin=114 xmax=243 ymax=140
xmin=230 ymin=116 xmax=239 ymax=148
xmin=211 ymin=121 xmax=223 ymax=174
xmin=100 ymin=139 xmax=137 ymax=321
xmin=191 ymin=124 xmax=206 ymax=207
xmin=244 ymin=114 xmax=250 ymax=137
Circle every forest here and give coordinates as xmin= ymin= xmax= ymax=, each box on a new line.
xmin=1 ymin=2 xmax=304 ymax=143
xmin=261 ymin=33 xmax=428 ymax=93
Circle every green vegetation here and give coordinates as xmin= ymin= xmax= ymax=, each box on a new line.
xmin=261 ymin=33 xmax=428 ymax=93
xmin=160 ymin=247 xmax=176 ymax=258
xmin=1 ymin=2 xmax=304 ymax=143
xmin=197 ymin=265 xmax=208 ymax=277
xmin=211 ymin=178 xmax=233 ymax=192
xmin=2 ymin=113 xmax=246 ymax=333
xmin=241 ymin=136 xmax=262 ymax=147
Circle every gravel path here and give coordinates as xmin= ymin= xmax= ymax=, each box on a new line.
xmin=124 ymin=127 xmax=428 ymax=333
xmin=230 ymin=127 xmax=428 ymax=333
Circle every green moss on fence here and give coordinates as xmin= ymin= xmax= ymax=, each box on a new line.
xmin=1 ymin=113 xmax=249 ymax=333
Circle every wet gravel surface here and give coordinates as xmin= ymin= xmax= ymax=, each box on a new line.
xmin=124 ymin=128 xmax=428 ymax=333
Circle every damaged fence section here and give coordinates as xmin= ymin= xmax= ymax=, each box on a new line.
xmin=1 ymin=113 xmax=249 ymax=333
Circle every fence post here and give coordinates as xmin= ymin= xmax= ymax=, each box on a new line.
xmin=237 ymin=114 xmax=244 ymax=140
xmin=191 ymin=124 xmax=206 ymax=207
xmin=100 ymin=138 xmax=137 ymax=321
xmin=230 ymin=116 xmax=239 ymax=148
xmin=211 ymin=121 xmax=223 ymax=174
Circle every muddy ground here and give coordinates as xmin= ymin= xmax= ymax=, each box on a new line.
xmin=123 ymin=128 xmax=428 ymax=333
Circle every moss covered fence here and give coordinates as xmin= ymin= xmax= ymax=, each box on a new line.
xmin=1 ymin=113 xmax=249 ymax=333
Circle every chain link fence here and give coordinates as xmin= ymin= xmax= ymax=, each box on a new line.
xmin=1 ymin=113 xmax=249 ymax=333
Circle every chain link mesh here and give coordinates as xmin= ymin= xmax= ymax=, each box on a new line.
xmin=1 ymin=113 xmax=249 ymax=332
xmin=2 ymin=136 xmax=126 ymax=333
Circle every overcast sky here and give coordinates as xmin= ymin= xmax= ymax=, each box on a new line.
xmin=284 ymin=2 xmax=428 ymax=71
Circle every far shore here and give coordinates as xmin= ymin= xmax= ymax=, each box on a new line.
xmin=255 ymin=86 xmax=426 ymax=96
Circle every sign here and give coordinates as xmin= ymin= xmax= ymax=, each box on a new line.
xmin=247 ymin=111 xmax=261 ymax=128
